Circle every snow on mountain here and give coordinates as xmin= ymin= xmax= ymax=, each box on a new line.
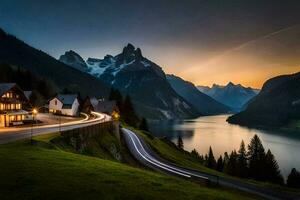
xmin=86 ymin=55 xmax=116 ymax=77
xmin=60 ymin=43 xmax=199 ymax=120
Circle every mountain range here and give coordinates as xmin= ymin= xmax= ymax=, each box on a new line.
xmin=197 ymin=83 xmax=260 ymax=111
xmin=0 ymin=28 xmax=109 ymax=98
xmin=167 ymin=75 xmax=230 ymax=115
xmin=60 ymin=44 xmax=201 ymax=120
xmin=59 ymin=44 xmax=234 ymax=119
xmin=227 ymin=71 xmax=300 ymax=127
xmin=0 ymin=26 xmax=266 ymax=121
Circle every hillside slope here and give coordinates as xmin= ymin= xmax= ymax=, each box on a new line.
xmin=0 ymin=28 xmax=110 ymax=97
xmin=227 ymin=71 xmax=300 ymax=127
xmin=167 ymin=75 xmax=230 ymax=115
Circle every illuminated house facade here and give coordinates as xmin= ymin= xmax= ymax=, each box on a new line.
xmin=49 ymin=94 xmax=79 ymax=116
xmin=0 ymin=83 xmax=31 ymax=127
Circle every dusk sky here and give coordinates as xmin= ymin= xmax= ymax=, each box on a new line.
xmin=1 ymin=0 xmax=300 ymax=88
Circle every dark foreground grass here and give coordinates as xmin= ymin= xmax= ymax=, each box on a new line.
xmin=0 ymin=134 xmax=260 ymax=200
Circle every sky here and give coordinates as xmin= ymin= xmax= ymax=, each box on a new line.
xmin=1 ymin=0 xmax=300 ymax=88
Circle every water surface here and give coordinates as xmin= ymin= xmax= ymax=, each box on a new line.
xmin=149 ymin=115 xmax=300 ymax=178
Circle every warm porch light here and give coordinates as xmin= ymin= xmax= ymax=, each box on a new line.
xmin=112 ymin=110 xmax=120 ymax=120
xmin=32 ymin=108 xmax=38 ymax=115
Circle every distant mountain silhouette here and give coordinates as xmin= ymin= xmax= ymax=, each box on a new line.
xmin=227 ymin=71 xmax=300 ymax=127
xmin=59 ymin=50 xmax=89 ymax=73
xmin=197 ymin=82 xmax=259 ymax=111
xmin=167 ymin=74 xmax=230 ymax=115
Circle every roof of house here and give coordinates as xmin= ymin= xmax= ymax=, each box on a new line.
xmin=90 ymin=97 xmax=99 ymax=107
xmin=0 ymin=83 xmax=16 ymax=96
xmin=56 ymin=94 xmax=78 ymax=107
xmin=24 ymin=91 xmax=32 ymax=100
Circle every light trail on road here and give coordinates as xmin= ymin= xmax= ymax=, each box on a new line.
xmin=0 ymin=112 xmax=109 ymax=144
xmin=123 ymin=128 xmax=298 ymax=200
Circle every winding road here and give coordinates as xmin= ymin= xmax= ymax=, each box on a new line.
xmin=122 ymin=128 xmax=300 ymax=200
xmin=0 ymin=112 xmax=109 ymax=144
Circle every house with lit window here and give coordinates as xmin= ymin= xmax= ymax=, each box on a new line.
xmin=0 ymin=83 xmax=31 ymax=127
xmin=49 ymin=94 xmax=80 ymax=116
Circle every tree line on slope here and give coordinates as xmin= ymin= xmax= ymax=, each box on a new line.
xmin=0 ymin=63 xmax=54 ymax=107
xmin=109 ymin=88 xmax=149 ymax=130
xmin=177 ymin=134 xmax=300 ymax=188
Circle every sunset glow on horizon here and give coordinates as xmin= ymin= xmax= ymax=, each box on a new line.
xmin=1 ymin=0 xmax=300 ymax=88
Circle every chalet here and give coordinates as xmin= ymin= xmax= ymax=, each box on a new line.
xmin=49 ymin=94 xmax=80 ymax=116
xmin=0 ymin=83 xmax=31 ymax=127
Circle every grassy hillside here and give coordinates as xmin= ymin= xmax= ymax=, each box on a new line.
xmin=0 ymin=134 xmax=260 ymax=200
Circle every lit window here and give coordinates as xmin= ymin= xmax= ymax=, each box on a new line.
xmin=11 ymin=104 xmax=15 ymax=110
xmin=16 ymin=104 xmax=21 ymax=110
xmin=10 ymin=116 xmax=15 ymax=121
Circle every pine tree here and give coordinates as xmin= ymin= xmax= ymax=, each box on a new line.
xmin=223 ymin=152 xmax=230 ymax=166
xmin=122 ymin=95 xmax=139 ymax=127
xmin=287 ymin=168 xmax=300 ymax=188
xmin=109 ymin=88 xmax=123 ymax=111
xmin=204 ymin=154 xmax=208 ymax=164
xmin=237 ymin=140 xmax=248 ymax=177
xmin=139 ymin=118 xmax=149 ymax=131
xmin=206 ymin=146 xmax=217 ymax=169
xmin=225 ymin=150 xmax=238 ymax=176
xmin=216 ymin=156 xmax=224 ymax=172
xmin=265 ymin=149 xmax=284 ymax=184
xmin=247 ymin=134 xmax=266 ymax=180
xmin=177 ymin=136 xmax=184 ymax=150
xmin=37 ymin=79 xmax=51 ymax=98
xmin=191 ymin=149 xmax=200 ymax=158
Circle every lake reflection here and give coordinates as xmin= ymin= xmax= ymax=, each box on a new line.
xmin=149 ymin=115 xmax=300 ymax=178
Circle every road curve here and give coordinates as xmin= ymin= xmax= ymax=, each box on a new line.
xmin=0 ymin=112 xmax=110 ymax=144
xmin=122 ymin=128 xmax=300 ymax=200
